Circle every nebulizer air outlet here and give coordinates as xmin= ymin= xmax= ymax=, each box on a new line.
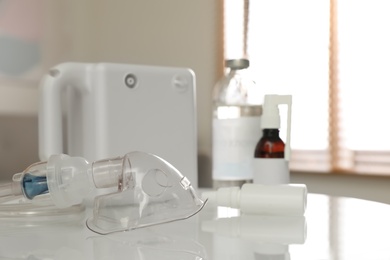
xmin=0 ymin=151 xmax=206 ymax=234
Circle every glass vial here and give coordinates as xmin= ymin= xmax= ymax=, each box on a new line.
xmin=212 ymin=59 xmax=262 ymax=188
xmin=254 ymin=129 xmax=285 ymax=158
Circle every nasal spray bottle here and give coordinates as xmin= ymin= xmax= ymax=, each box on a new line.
xmin=253 ymin=94 xmax=292 ymax=184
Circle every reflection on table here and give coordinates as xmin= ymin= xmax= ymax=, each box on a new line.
xmin=0 ymin=193 xmax=390 ymax=259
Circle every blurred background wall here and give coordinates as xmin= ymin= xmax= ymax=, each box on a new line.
xmin=0 ymin=0 xmax=221 ymax=187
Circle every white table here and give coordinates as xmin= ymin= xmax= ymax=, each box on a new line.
xmin=0 ymin=193 xmax=389 ymax=259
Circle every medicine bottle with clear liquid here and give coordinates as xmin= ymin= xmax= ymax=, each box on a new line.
xmin=212 ymin=59 xmax=262 ymax=188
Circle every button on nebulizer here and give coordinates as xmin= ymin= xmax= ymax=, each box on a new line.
xmin=0 ymin=151 xmax=205 ymax=234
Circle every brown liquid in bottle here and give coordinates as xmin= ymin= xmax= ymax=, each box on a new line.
xmin=254 ymin=129 xmax=285 ymax=158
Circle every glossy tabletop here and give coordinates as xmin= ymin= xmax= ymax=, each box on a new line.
xmin=0 ymin=192 xmax=389 ymax=259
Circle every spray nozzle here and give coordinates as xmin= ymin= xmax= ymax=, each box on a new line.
xmin=0 ymin=151 xmax=205 ymax=234
xmin=261 ymin=94 xmax=292 ymax=161
xmin=262 ymin=95 xmax=292 ymax=129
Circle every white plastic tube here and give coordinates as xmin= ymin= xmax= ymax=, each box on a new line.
xmin=202 ymin=183 xmax=307 ymax=216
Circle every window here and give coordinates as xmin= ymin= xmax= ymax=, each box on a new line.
xmin=224 ymin=0 xmax=390 ymax=175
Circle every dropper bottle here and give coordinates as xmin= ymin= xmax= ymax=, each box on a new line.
xmin=253 ymin=95 xmax=292 ymax=185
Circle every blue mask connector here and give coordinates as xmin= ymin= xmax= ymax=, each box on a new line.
xmin=22 ymin=173 xmax=49 ymax=200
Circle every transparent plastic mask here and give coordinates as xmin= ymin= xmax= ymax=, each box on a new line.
xmin=0 ymin=151 xmax=205 ymax=234
xmin=87 ymin=152 xmax=205 ymax=234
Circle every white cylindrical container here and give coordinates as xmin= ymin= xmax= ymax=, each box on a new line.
xmin=202 ymin=183 xmax=307 ymax=216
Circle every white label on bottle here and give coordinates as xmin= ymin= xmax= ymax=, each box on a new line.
xmin=253 ymin=158 xmax=289 ymax=185
xmin=212 ymin=117 xmax=261 ymax=180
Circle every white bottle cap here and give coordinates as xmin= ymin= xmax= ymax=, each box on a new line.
xmin=202 ymin=186 xmax=241 ymax=208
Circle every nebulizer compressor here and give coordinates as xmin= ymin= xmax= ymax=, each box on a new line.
xmin=0 ymin=151 xmax=206 ymax=234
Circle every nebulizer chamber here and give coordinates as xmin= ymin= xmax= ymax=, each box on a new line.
xmin=0 ymin=151 xmax=205 ymax=234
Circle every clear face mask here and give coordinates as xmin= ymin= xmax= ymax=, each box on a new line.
xmin=0 ymin=151 xmax=206 ymax=234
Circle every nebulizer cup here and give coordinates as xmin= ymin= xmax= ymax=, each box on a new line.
xmin=0 ymin=151 xmax=205 ymax=234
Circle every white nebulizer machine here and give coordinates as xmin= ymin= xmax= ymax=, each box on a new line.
xmin=0 ymin=151 xmax=206 ymax=234
xmin=39 ymin=62 xmax=198 ymax=188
